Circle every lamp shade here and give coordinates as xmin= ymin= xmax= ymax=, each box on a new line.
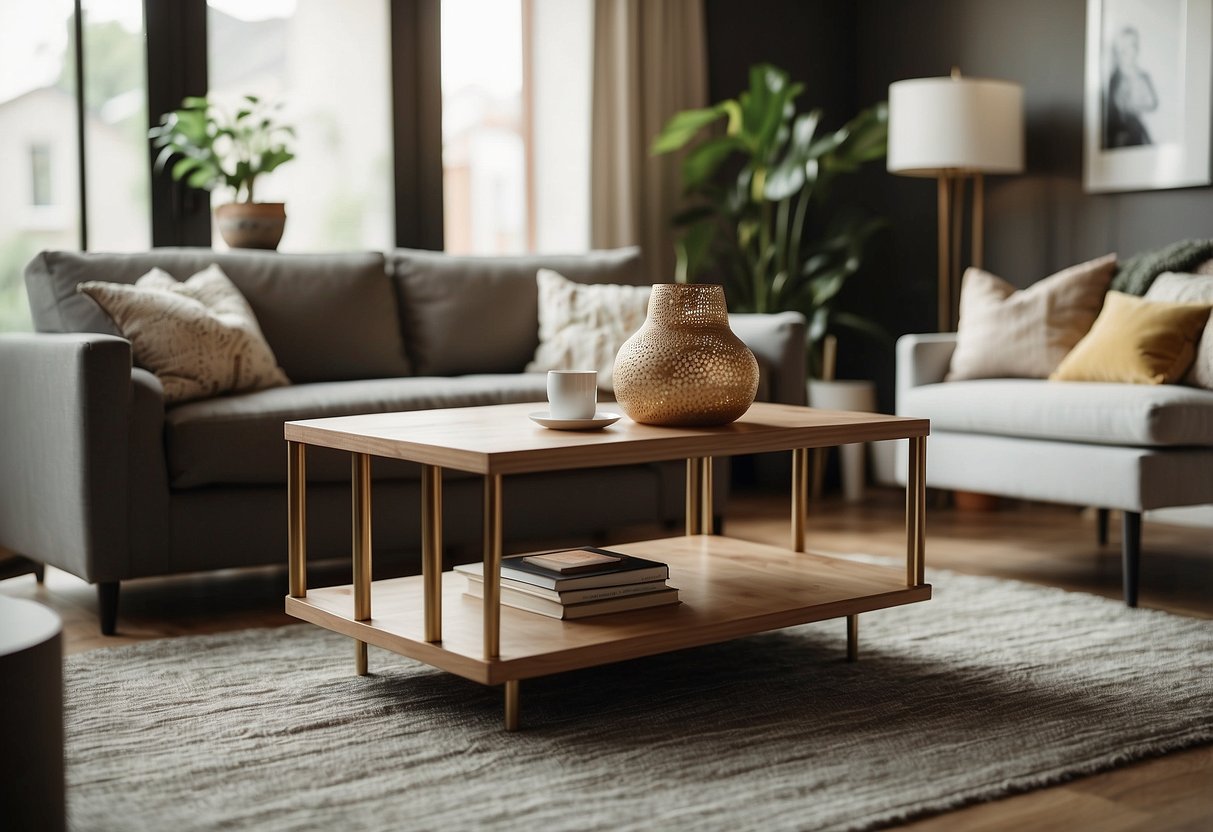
xmin=887 ymin=76 xmax=1024 ymax=176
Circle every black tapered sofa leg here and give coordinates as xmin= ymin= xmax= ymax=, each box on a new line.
xmin=98 ymin=582 xmax=120 ymax=635
xmin=1096 ymin=507 xmax=1109 ymax=546
xmin=1121 ymin=512 xmax=1141 ymax=608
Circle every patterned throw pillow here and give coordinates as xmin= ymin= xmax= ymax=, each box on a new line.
xmin=947 ymin=254 xmax=1117 ymax=380
xmin=525 ymin=268 xmax=651 ymax=391
xmin=77 ymin=265 xmax=290 ymax=404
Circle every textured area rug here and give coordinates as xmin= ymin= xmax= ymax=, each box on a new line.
xmin=65 ymin=563 xmax=1213 ymax=832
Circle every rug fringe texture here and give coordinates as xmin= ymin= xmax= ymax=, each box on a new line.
xmin=63 ymin=565 xmax=1213 ymax=831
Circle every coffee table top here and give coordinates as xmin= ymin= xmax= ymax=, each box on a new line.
xmin=285 ymin=401 xmax=928 ymax=476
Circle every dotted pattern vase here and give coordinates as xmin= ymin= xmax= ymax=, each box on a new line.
xmin=613 ymin=284 xmax=759 ymax=426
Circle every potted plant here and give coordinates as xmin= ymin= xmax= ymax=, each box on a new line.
xmin=149 ymin=94 xmax=295 ymax=250
xmin=652 ymin=64 xmax=888 ymax=380
xmin=654 ymin=64 xmax=889 ymax=497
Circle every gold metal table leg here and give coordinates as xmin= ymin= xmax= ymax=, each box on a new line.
xmin=791 ymin=448 xmax=809 ymax=553
xmin=504 ymin=680 xmax=520 ymax=731
xmin=483 ymin=473 xmax=503 ymax=660
xmin=906 ymin=436 xmax=927 ymax=587
xmin=847 ymin=615 xmax=859 ymax=662
xmin=422 ymin=464 xmax=443 ymax=643
xmin=287 ymin=442 xmax=307 ymax=598
xmin=353 ymin=452 xmax=373 ymax=675
xmin=700 ymin=457 xmax=714 ymax=534
xmin=685 ymin=458 xmax=702 ymax=535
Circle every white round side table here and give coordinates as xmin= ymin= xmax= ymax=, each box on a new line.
xmin=0 ymin=596 xmax=65 ymax=832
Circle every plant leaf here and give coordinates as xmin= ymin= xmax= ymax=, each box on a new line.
xmin=652 ymin=106 xmax=726 ymax=155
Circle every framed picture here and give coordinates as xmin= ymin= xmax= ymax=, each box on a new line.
xmin=1083 ymin=0 xmax=1212 ymax=192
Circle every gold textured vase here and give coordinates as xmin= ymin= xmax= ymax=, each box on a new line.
xmin=613 ymin=284 xmax=759 ymax=426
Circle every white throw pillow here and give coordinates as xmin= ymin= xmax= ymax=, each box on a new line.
xmin=526 ymin=268 xmax=651 ymax=391
xmin=77 ymin=264 xmax=290 ymax=404
xmin=1145 ymin=272 xmax=1213 ymax=390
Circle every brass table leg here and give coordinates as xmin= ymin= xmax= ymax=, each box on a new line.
xmin=287 ymin=442 xmax=307 ymax=598
xmin=353 ymin=453 xmax=373 ymax=675
xmin=483 ymin=473 xmax=503 ymax=660
xmin=907 ymin=436 xmax=927 ymax=587
xmin=504 ymin=680 xmax=520 ymax=731
xmin=422 ymin=465 xmax=443 ymax=643
xmin=847 ymin=615 xmax=859 ymax=662
xmin=700 ymin=457 xmax=714 ymax=534
xmin=791 ymin=447 xmax=809 ymax=553
xmin=685 ymin=458 xmax=702 ymax=535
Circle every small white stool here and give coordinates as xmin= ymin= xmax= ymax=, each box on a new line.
xmin=807 ymin=379 xmax=878 ymax=502
xmin=0 ymin=596 xmax=65 ymax=832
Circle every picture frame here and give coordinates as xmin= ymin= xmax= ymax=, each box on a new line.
xmin=1083 ymin=0 xmax=1212 ymax=193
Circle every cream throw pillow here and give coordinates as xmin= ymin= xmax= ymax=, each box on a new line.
xmin=947 ymin=254 xmax=1116 ymax=380
xmin=1145 ymin=272 xmax=1213 ymax=389
xmin=526 ymin=268 xmax=651 ymax=391
xmin=77 ymin=265 xmax=290 ymax=404
xmin=946 ymin=255 xmax=1115 ymax=383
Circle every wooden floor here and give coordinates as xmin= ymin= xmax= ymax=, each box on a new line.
xmin=2 ymin=487 xmax=1210 ymax=830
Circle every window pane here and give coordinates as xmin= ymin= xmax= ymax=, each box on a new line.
xmin=207 ymin=0 xmax=394 ymax=251
xmin=81 ymin=0 xmax=151 ymax=253
xmin=441 ymin=0 xmax=528 ymax=254
xmin=0 ymin=1 xmax=80 ymax=331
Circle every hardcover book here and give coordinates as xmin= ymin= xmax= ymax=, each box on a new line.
xmin=462 ymin=573 xmax=670 ymax=605
xmin=454 ymin=548 xmax=669 ymax=591
xmin=464 ymin=582 xmax=680 ymax=620
xmin=522 ymin=549 xmax=623 ymax=574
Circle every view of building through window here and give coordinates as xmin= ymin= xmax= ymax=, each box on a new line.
xmin=0 ymin=0 xmax=149 ymax=332
xmin=440 ymin=0 xmax=529 ymax=255
xmin=206 ymin=0 xmax=394 ymax=252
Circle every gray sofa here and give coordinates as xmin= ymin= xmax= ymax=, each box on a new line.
xmin=0 ymin=247 xmax=807 ymax=633
xmin=895 ymin=332 xmax=1213 ymax=606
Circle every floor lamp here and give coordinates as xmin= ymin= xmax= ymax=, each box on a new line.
xmin=887 ymin=70 xmax=1024 ymax=331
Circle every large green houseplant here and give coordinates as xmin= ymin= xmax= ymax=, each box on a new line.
xmin=149 ymin=94 xmax=295 ymax=250
xmin=653 ymin=64 xmax=888 ymax=378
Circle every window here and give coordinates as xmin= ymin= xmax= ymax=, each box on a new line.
xmin=206 ymin=0 xmax=394 ymax=252
xmin=81 ymin=0 xmax=151 ymax=252
xmin=0 ymin=0 xmax=80 ymax=331
xmin=440 ymin=0 xmax=591 ymax=255
xmin=30 ymin=144 xmax=53 ymax=206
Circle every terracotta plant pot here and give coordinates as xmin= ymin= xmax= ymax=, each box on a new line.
xmin=214 ymin=202 xmax=286 ymax=250
xmin=613 ymin=283 xmax=759 ymax=426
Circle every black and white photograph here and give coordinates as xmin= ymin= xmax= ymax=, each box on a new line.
xmin=1084 ymin=0 xmax=1212 ymax=191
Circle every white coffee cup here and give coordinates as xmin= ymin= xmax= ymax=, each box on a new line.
xmin=547 ymin=370 xmax=597 ymax=420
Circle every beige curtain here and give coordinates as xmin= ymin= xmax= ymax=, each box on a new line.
xmin=590 ymin=0 xmax=708 ymax=282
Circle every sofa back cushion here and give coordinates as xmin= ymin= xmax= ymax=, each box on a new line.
xmin=25 ymin=249 xmax=410 ymax=383
xmin=388 ymin=247 xmax=646 ymax=376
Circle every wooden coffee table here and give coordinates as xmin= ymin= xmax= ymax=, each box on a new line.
xmin=283 ymin=401 xmax=930 ymax=730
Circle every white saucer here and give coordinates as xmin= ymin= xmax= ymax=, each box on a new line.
xmin=529 ymin=411 xmax=622 ymax=430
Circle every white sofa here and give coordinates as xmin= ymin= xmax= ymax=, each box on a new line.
xmin=895 ymin=332 xmax=1213 ymax=606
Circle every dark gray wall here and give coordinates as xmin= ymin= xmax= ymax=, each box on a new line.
xmin=704 ymin=0 xmax=1213 ymax=407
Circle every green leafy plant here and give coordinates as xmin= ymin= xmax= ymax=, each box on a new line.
xmin=149 ymin=94 xmax=295 ymax=203
xmin=653 ymin=64 xmax=888 ymax=377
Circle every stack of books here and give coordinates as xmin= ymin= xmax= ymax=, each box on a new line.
xmin=455 ymin=546 xmax=679 ymax=620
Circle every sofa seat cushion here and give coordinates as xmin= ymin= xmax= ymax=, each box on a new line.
xmin=902 ymin=379 xmax=1213 ymax=447
xmin=166 ymin=374 xmax=551 ymax=487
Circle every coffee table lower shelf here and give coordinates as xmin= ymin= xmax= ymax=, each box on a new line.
xmin=285 ymin=534 xmax=931 ymax=687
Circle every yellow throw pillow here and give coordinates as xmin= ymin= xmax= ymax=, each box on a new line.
xmin=1050 ymin=291 xmax=1212 ymax=384
xmin=78 ymin=265 xmax=290 ymax=403
xmin=947 ymin=254 xmax=1116 ymax=380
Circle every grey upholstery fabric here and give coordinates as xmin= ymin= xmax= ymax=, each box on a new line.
xmin=896 ymin=332 xmax=1213 ymax=513
xmin=0 ymin=334 xmax=131 ymax=582
xmin=25 ymin=249 xmax=410 ymax=383
xmin=127 ymin=369 xmax=171 ymax=580
xmin=388 ymin=247 xmax=645 ymax=376
xmin=902 ymin=379 xmax=1213 ymax=447
xmin=166 ymin=374 xmax=552 ymax=487
xmin=730 ymin=312 xmax=807 ymax=407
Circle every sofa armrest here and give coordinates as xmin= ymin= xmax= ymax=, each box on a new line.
xmin=0 ymin=333 xmax=133 ymax=582
xmin=730 ymin=312 xmax=807 ymax=406
xmin=896 ymin=333 xmax=957 ymax=413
